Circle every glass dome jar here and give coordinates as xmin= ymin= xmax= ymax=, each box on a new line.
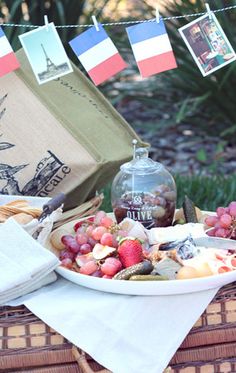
xmin=111 ymin=143 xmax=177 ymax=229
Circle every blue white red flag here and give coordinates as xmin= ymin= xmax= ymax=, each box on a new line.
xmin=126 ymin=20 xmax=177 ymax=78
xmin=69 ymin=24 xmax=127 ymax=85
xmin=0 ymin=27 xmax=20 ymax=77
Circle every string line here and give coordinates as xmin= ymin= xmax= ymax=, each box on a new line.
xmin=0 ymin=4 xmax=236 ymax=29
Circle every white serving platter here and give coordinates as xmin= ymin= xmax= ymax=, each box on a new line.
xmin=47 ymin=216 xmax=236 ymax=296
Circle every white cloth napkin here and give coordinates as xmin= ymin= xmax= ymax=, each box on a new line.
xmin=9 ymin=277 xmax=218 ymax=373
xmin=0 ymin=218 xmax=59 ymax=304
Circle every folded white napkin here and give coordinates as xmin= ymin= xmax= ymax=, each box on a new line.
xmin=0 ymin=218 xmax=60 ymax=305
xmin=0 ymin=251 xmax=31 ymax=292
xmin=9 ymin=277 xmax=218 ymax=373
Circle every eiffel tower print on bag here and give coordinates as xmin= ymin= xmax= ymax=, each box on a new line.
xmin=0 ymin=49 xmax=144 ymax=209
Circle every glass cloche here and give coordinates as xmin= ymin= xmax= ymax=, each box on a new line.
xmin=111 ymin=141 xmax=177 ymax=229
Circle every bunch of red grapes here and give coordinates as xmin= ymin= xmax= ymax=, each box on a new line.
xmin=59 ymin=211 xmax=128 ymax=277
xmin=205 ymin=201 xmax=236 ymax=239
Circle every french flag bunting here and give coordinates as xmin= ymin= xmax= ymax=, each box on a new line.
xmin=0 ymin=27 xmax=20 ymax=78
xmin=126 ymin=20 xmax=177 ymax=78
xmin=69 ymin=25 xmax=127 ymax=85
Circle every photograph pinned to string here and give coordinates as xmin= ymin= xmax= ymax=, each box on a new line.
xmin=19 ymin=21 xmax=73 ymax=84
xmin=179 ymin=11 xmax=236 ymax=77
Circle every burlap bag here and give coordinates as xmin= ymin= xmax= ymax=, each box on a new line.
xmin=0 ymin=49 xmax=144 ymax=209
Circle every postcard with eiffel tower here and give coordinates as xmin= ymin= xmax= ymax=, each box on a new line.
xmin=19 ymin=22 xmax=73 ymax=84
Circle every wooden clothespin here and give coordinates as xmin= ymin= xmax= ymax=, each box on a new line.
xmin=205 ymin=3 xmax=212 ymax=20
xmin=156 ymin=5 xmax=160 ymax=23
xmin=92 ymin=15 xmax=99 ymax=31
xmin=44 ymin=15 xmax=49 ymax=31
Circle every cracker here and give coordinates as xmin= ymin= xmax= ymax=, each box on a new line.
xmin=5 ymin=200 xmax=30 ymax=208
xmin=12 ymin=213 xmax=34 ymax=225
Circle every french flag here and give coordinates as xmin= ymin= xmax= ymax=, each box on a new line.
xmin=0 ymin=27 xmax=20 ymax=78
xmin=126 ymin=20 xmax=177 ymax=78
xmin=69 ymin=25 xmax=127 ymax=85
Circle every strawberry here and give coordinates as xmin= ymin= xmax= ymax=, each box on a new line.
xmin=118 ymin=238 xmax=143 ymax=268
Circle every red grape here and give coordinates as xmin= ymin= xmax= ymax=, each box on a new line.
xmin=216 ymin=207 xmax=227 ymax=217
xmin=205 ymin=216 xmax=218 ymax=227
xmin=100 ymin=216 xmax=114 ymax=228
xmin=94 ymin=210 xmax=106 ymax=225
xmin=229 ymin=201 xmax=236 ymax=217
xmin=61 ymin=235 xmax=75 ymax=246
xmin=215 ymin=228 xmax=230 ymax=238
xmin=205 ymin=202 xmax=236 ymax=240
xmin=91 ymin=269 xmax=103 ymax=277
xmin=87 ymin=236 xmax=98 ymax=248
xmin=219 ymin=214 xmax=232 ymax=229
xmin=206 ymin=228 xmax=217 ymax=237
xmin=59 ymin=249 xmax=75 ymax=261
xmin=92 ymin=226 xmax=107 ymax=241
xmin=102 ymin=275 xmax=113 ymax=279
xmin=65 ymin=238 xmax=81 ymax=254
xmin=100 ymin=232 xmax=114 ymax=246
xmin=80 ymin=243 xmax=92 ymax=254
xmin=74 ymin=217 xmax=94 ymax=232
xmin=86 ymin=225 xmax=94 ymax=237
xmin=79 ymin=261 xmax=98 ymax=275
xmin=76 ymin=233 xmax=88 ymax=245
xmin=101 ymin=257 xmax=122 ymax=276
xmin=61 ymin=258 xmax=73 ymax=269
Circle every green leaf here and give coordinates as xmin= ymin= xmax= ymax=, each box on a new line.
xmin=196 ymin=149 xmax=207 ymax=163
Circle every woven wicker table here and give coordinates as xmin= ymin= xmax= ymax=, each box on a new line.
xmin=1 ymin=283 xmax=236 ymax=373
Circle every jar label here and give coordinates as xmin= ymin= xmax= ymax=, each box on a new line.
xmin=113 ymin=190 xmax=176 ymax=228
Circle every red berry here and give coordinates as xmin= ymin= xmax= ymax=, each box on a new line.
xmin=118 ymin=239 xmax=143 ymax=268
